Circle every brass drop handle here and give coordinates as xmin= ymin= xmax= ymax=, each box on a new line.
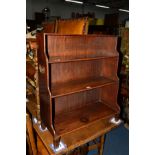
xmin=39 ymin=65 xmax=45 ymax=74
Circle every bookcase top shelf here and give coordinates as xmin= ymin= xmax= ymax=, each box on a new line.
xmin=49 ymin=55 xmax=118 ymax=63
xmin=44 ymin=33 xmax=117 ymax=37
xmin=46 ymin=34 xmax=118 ymax=64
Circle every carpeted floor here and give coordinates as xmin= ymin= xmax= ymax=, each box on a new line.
xmin=88 ymin=123 xmax=129 ymax=155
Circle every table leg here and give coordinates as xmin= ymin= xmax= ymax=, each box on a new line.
xmin=99 ymin=135 xmax=105 ymax=155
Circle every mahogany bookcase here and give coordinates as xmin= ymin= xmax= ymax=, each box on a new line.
xmin=36 ymin=33 xmax=120 ymax=147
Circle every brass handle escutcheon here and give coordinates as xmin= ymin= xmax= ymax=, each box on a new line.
xmin=39 ymin=65 xmax=45 ymax=74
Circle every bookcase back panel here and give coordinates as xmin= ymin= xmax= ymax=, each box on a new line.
xmin=54 ymin=85 xmax=119 ymax=135
xmin=54 ymin=83 xmax=120 ymax=115
xmin=51 ymin=57 xmax=118 ymax=85
xmin=47 ymin=35 xmax=118 ymax=61
xmin=55 ymin=89 xmax=101 ymax=114
xmin=51 ymin=60 xmax=102 ymax=85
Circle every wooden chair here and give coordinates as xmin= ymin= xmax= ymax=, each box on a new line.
xmin=82 ymin=135 xmax=105 ymax=155
xmin=66 ymin=135 xmax=105 ymax=155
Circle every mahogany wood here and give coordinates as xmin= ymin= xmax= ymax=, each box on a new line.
xmin=42 ymin=22 xmax=55 ymax=33
xmin=36 ymin=33 xmax=60 ymax=146
xmin=55 ymin=88 xmax=101 ymax=114
xmin=51 ymin=76 xmax=115 ymax=98
xmin=49 ymin=55 xmax=117 ymax=63
xmin=55 ymin=101 xmax=116 ymax=136
xmin=34 ymin=118 xmax=119 ymax=155
xmin=50 ymin=58 xmax=118 ymax=85
xmin=36 ymin=34 xmax=120 ymax=147
xmin=37 ymin=136 xmax=51 ymax=155
xmin=47 ymin=35 xmax=118 ymax=59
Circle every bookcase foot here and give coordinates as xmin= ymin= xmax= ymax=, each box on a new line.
xmin=53 ymin=135 xmax=61 ymax=149
xmin=41 ymin=122 xmax=46 ymax=130
xmin=114 ymin=115 xmax=120 ymax=122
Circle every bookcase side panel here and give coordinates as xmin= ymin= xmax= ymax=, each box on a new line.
xmin=100 ymin=57 xmax=119 ymax=81
xmin=36 ymin=33 xmax=55 ymax=135
xmin=100 ymin=83 xmax=120 ymax=113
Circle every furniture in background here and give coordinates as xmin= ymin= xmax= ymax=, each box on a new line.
xmin=71 ymin=12 xmax=95 ymax=19
xmin=26 ymin=19 xmax=38 ymax=32
xmin=26 ymin=38 xmax=40 ymax=122
xmin=55 ymin=17 xmax=88 ymax=34
xmin=119 ymin=27 xmax=129 ymax=73
xmin=88 ymin=13 xmax=119 ymax=35
xmin=35 ymin=12 xmax=45 ymax=25
xmin=42 ymin=21 xmax=56 ymax=33
xmin=42 ymin=17 xmax=89 ymax=35
xmin=118 ymin=27 xmax=129 ymax=125
xmin=36 ymin=34 xmax=120 ymax=147
xmin=26 ymin=17 xmax=88 ymax=39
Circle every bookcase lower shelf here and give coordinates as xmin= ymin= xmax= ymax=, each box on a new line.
xmin=54 ymin=101 xmax=116 ymax=136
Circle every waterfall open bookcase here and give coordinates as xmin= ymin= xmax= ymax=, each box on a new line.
xmin=35 ymin=33 xmax=121 ymax=150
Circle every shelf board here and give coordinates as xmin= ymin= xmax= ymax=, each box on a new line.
xmin=49 ymin=55 xmax=117 ymax=63
xmin=54 ymin=101 xmax=116 ymax=136
xmin=51 ymin=77 xmax=116 ymax=98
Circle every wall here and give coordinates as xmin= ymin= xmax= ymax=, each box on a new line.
xmin=26 ymin=0 xmax=129 ymax=24
xmin=26 ymin=0 xmax=33 ymax=19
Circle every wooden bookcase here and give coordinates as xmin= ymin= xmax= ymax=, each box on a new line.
xmin=37 ymin=34 xmax=120 ymax=147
